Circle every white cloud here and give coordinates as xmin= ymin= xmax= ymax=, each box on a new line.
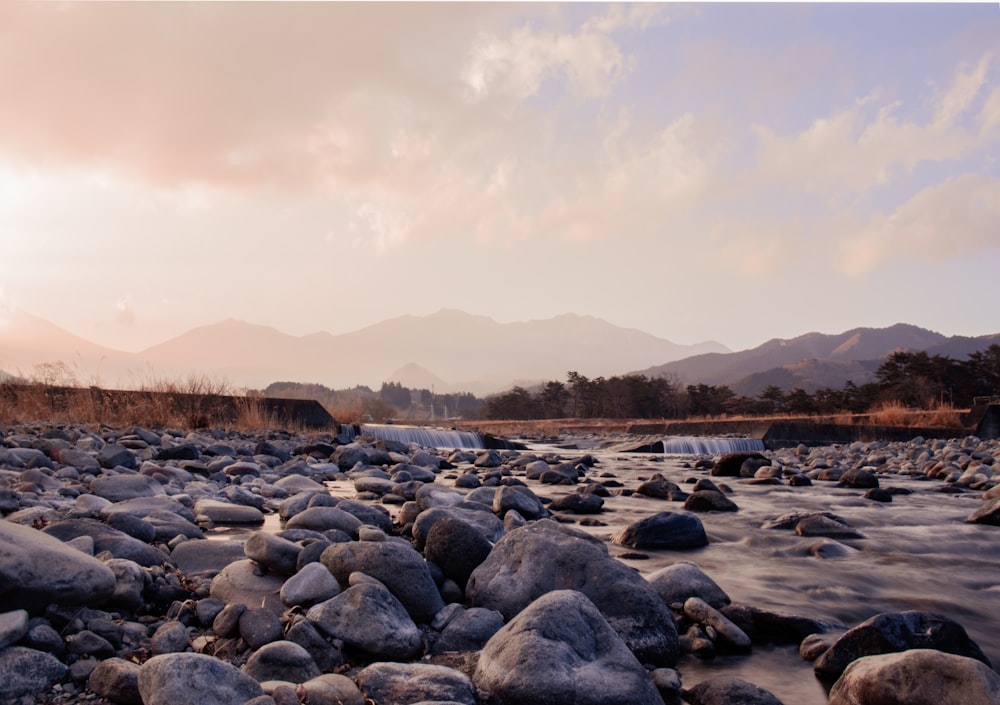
xmin=838 ymin=174 xmax=1000 ymax=275
xmin=461 ymin=7 xmax=647 ymax=102
xmin=934 ymin=53 xmax=993 ymax=128
xmin=754 ymin=52 xmax=996 ymax=198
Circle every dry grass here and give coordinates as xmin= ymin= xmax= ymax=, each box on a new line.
xmin=866 ymin=400 xmax=966 ymax=428
xmin=0 ymin=374 xmax=306 ymax=432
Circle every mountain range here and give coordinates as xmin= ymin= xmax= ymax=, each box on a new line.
xmin=2 ymin=310 xmax=998 ymax=397
xmin=0 ymin=309 xmax=726 ymax=395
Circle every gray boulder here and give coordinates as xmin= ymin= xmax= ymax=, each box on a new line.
xmin=356 ymin=662 xmax=476 ymax=705
xmin=474 ymin=590 xmax=663 ymax=705
xmin=424 ymin=516 xmax=493 ymax=589
xmin=432 ymin=607 xmax=505 ymax=654
xmin=647 ymin=562 xmax=730 ymax=609
xmin=138 ymin=653 xmax=263 ymax=705
xmin=827 ymin=648 xmax=1000 ymax=705
xmin=411 ymin=505 xmax=504 ymax=551
xmin=611 ymin=511 xmax=708 ymax=550
xmin=0 ymin=520 xmax=116 ymax=612
xmin=172 ymin=539 xmax=246 ymax=578
xmin=466 ymin=519 xmax=679 ymax=665
xmin=285 ymin=506 xmax=362 ymax=536
xmin=0 ymin=609 xmax=29 ymax=649
xmin=97 ymin=444 xmax=138 ymax=470
xmin=966 ymin=497 xmax=1000 ymax=525
xmin=320 ymin=540 xmax=444 ymax=623
xmin=305 ymin=583 xmax=422 ymax=660
xmin=814 ymin=610 xmax=991 ymax=683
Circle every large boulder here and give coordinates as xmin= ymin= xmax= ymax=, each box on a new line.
xmin=466 ymin=519 xmax=679 ymax=665
xmin=474 ymin=590 xmax=664 ymax=705
xmin=138 ymin=653 xmax=263 ymax=705
xmin=611 ymin=511 xmax=708 ymax=550
xmin=0 ymin=520 xmax=116 ymax=612
xmin=814 ymin=610 xmax=991 ymax=683
xmin=305 ymin=583 xmax=422 ymax=661
xmin=827 ymin=648 xmax=1000 ymax=705
xmin=647 ymin=562 xmax=730 ymax=610
xmin=90 ymin=474 xmax=165 ymax=502
xmin=320 ymin=541 xmax=444 ymax=623
xmin=241 ymin=640 xmax=321 ymax=684
xmin=411 ymin=505 xmax=504 ymax=551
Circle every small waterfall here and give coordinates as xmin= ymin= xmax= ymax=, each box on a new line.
xmin=659 ymin=436 xmax=766 ymax=455
xmin=339 ymin=424 xmax=485 ymax=450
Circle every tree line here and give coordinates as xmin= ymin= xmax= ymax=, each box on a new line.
xmin=482 ymin=345 xmax=1000 ymax=420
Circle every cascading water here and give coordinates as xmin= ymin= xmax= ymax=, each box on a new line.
xmin=659 ymin=436 xmax=766 ymax=454
xmin=339 ymin=423 xmax=485 ymax=450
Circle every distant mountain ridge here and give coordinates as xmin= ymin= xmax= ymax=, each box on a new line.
xmin=638 ymin=323 xmax=1000 ymax=395
xmin=0 ymin=308 xmax=728 ymax=395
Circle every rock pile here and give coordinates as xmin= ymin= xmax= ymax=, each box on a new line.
xmin=0 ymin=423 xmax=998 ymax=705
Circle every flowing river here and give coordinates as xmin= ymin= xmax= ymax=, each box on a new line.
xmin=215 ymin=432 xmax=1000 ymax=705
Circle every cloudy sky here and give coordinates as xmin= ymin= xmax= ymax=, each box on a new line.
xmin=1 ymin=2 xmax=998 ymax=354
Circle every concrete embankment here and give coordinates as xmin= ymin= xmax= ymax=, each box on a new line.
xmin=627 ymin=405 xmax=1000 ymax=450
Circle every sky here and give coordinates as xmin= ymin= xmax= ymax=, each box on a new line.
xmin=0 ymin=2 xmax=998 ymax=354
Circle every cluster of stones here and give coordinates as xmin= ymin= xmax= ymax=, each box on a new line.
xmin=0 ymin=423 xmax=998 ymax=705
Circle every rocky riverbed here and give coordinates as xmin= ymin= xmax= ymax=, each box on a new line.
xmin=1 ymin=423 xmax=999 ymax=705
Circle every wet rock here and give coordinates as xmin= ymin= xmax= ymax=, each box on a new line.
xmin=827 ymin=648 xmax=1000 ymax=705
xmin=684 ymin=597 xmax=751 ymax=651
xmin=492 ymin=484 xmax=549 ymax=520
xmin=0 ymin=519 xmax=116 ymax=612
xmin=305 ymin=583 xmax=422 ymax=660
xmin=468 ymin=519 xmax=679 ymax=666
xmin=683 ymin=676 xmax=784 ymax=705
xmin=720 ymin=604 xmax=841 ymax=645
xmin=285 ymin=618 xmax=343 ymax=673
xmin=0 ymin=646 xmax=68 ymax=700
xmin=242 ymin=640 xmax=321 ymax=684
xmin=839 ymin=468 xmax=880 ymax=489
xmin=814 ymin=610 xmax=991 ymax=683
xmin=635 ymin=474 xmax=684 ymax=499
xmin=647 ymin=562 xmax=730 ymax=610
xmin=474 ymin=590 xmax=663 ymax=705
xmin=712 ymin=453 xmax=767 ymax=477
xmin=683 ymin=490 xmax=738 ymax=512
xmin=138 ymin=652 xmax=263 ymax=705
xmin=612 ymin=511 xmax=708 ymax=550
xmin=966 ymin=497 xmax=1000 ymax=525
xmin=548 ymin=492 xmax=605 ymax=513
xmin=794 ymin=514 xmax=866 ymax=540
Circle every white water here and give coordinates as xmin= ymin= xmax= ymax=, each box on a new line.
xmin=660 ymin=436 xmax=766 ymax=455
xmin=341 ymin=423 xmax=485 ymax=450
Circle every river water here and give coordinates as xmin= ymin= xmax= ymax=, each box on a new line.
xmin=219 ymin=436 xmax=1000 ymax=705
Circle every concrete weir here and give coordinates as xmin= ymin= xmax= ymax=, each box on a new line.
xmin=624 ymin=405 xmax=1000 ymax=452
